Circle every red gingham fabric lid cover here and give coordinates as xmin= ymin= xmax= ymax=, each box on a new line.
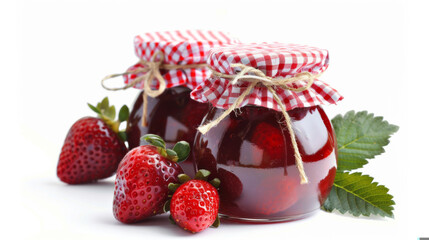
xmin=191 ymin=43 xmax=343 ymax=111
xmin=123 ymin=30 xmax=239 ymax=90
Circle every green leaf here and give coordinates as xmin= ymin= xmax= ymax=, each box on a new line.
xmin=168 ymin=183 xmax=180 ymax=193
xmin=173 ymin=141 xmax=190 ymax=162
xmin=100 ymin=97 xmax=109 ymax=110
xmin=166 ymin=149 xmax=177 ymax=157
xmin=178 ymin=174 xmax=191 ymax=184
xmin=332 ymin=111 xmax=399 ymax=171
xmin=87 ymin=103 xmax=101 ymax=114
xmin=104 ymin=105 xmax=116 ymax=120
xmin=163 ymin=199 xmax=171 ymax=213
xmin=322 ymin=172 xmax=395 ymax=218
xmin=211 ymin=215 xmax=220 ymax=228
xmin=210 ymin=178 xmax=221 ymax=189
xmin=166 ymin=149 xmax=177 ymax=156
xmin=118 ymin=105 xmax=130 ymax=122
xmin=118 ymin=131 xmax=127 ymax=142
xmin=150 ymin=140 xmax=165 ymax=149
xmin=195 ymin=169 xmax=211 ymax=181
xmin=141 ymin=134 xmax=166 ymax=149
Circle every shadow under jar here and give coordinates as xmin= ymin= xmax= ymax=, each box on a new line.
xmin=126 ymin=86 xmax=209 ymax=176
xmin=193 ymin=105 xmax=337 ymax=222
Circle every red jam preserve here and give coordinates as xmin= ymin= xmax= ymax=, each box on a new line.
xmin=190 ymin=43 xmax=343 ymax=222
xmin=194 ymin=105 xmax=337 ymax=222
xmin=126 ymin=86 xmax=209 ymax=176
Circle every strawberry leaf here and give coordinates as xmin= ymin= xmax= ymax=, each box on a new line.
xmin=149 ymin=140 xmax=165 ymax=149
xmin=168 ymin=183 xmax=180 ymax=193
xmin=195 ymin=169 xmax=211 ymax=181
xmin=118 ymin=131 xmax=127 ymax=142
xmin=166 ymin=149 xmax=178 ymax=161
xmin=178 ymin=174 xmax=191 ymax=184
xmin=332 ymin=111 xmax=399 ymax=172
xmin=163 ymin=199 xmax=171 ymax=213
xmin=322 ymin=172 xmax=395 ymax=218
xmin=211 ymin=216 xmax=220 ymax=228
xmin=173 ymin=141 xmax=190 ymax=163
xmin=100 ymin=97 xmax=109 ymax=110
xmin=209 ymin=178 xmax=221 ymax=189
xmin=142 ymin=134 xmax=166 ymax=149
xmin=88 ymin=103 xmax=101 ymax=114
xmin=118 ymin=105 xmax=130 ymax=122
xmin=105 ymin=105 xmax=116 ymax=120
xmin=90 ymin=97 xmax=125 ymax=133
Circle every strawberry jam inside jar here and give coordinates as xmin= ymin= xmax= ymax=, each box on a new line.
xmin=121 ymin=30 xmax=238 ymax=176
xmin=191 ymin=43 xmax=343 ymax=222
xmin=127 ymin=86 xmax=208 ymax=176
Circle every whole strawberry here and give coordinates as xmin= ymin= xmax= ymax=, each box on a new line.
xmin=57 ymin=97 xmax=129 ymax=184
xmin=251 ymin=122 xmax=285 ymax=167
xmin=113 ymin=134 xmax=190 ymax=223
xmin=168 ymin=170 xmax=220 ymax=233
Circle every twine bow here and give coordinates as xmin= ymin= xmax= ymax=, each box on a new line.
xmin=199 ymin=64 xmax=322 ymax=184
xmin=101 ymin=51 xmax=207 ymax=126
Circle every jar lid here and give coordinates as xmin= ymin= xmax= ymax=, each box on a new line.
xmin=191 ymin=43 xmax=343 ymax=111
xmin=124 ymin=30 xmax=239 ymax=90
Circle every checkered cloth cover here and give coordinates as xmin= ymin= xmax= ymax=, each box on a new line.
xmin=123 ymin=30 xmax=239 ymax=90
xmin=191 ymin=43 xmax=343 ymax=111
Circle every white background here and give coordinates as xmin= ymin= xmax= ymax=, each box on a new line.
xmin=1 ymin=0 xmax=428 ymax=239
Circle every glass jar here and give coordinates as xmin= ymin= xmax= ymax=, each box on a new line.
xmin=127 ymin=86 xmax=209 ymax=176
xmin=117 ymin=30 xmax=238 ymax=176
xmin=193 ymin=105 xmax=337 ymax=222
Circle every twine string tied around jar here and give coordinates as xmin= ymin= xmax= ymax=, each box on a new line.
xmin=199 ymin=64 xmax=323 ymax=184
xmin=101 ymin=51 xmax=208 ymax=126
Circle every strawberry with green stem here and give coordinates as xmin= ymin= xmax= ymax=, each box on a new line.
xmin=57 ymin=97 xmax=129 ymax=184
xmin=251 ymin=122 xmax=286 ymax=168
xmin=166 ymin=169 xmax=220 ymax=233
xmin=113 ymin=134 xmax=190 ymax=223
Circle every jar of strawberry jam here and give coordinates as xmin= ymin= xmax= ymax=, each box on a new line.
xmin=191 ymin=43 xmax=343 ymax=222
xmin=112 ymin=30 xmax=238 ymax=176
